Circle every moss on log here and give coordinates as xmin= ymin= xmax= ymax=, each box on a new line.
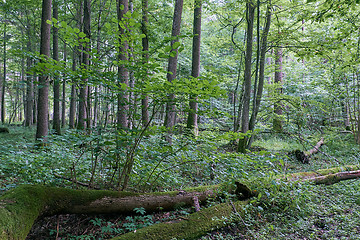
xmin=0 ymin=185 xmax=219 ymax=240
xmin=111 ymin=201 xmax=248 ymax=240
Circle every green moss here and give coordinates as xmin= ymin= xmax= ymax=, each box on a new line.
xmin=112 ymin=201 xmax=248 ymax=240
xmin=0 ymin=185 xmax=141 ymax=240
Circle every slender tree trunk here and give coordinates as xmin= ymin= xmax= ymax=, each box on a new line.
xmin=25 ymin=45 xmax=34 ymax=126
xmin=68 ymin=54 xmax=77 ymax=129
xmin=164 ymin=0 xmax=184 ymax=131
xmin=141 ymin=0 xmax=150 ymax=127
xmin=35 ymin=0 xmax=52 ymax=141
xmin=61 ymin=42 xmax=66 ymax=127
xmin=52 ymin=0 xmax=61 ymax=134
xmin=1 ymin=13 xmax=7 ymax=124
xmin=238 ymin=1 xmax=255 ymax=153
xmin=186 ymin=0 xmax=202 ymax=135
xmin=77 ymin=0 xmax=90 ymax=130
xmin=117 ymin=0 xmax=129 ymax=129
xmin=273 ymin=47 xmax=283 ymax=132
xmin=248 ymin=2 xmax=272 ymax=148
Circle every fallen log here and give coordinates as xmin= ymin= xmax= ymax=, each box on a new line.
xmin=114 ymin=165 xmax=360 ymax=240
xmin=292 ymin=137 xmax=324 ymax=163
xmin=0 ymin=127 xmax=9 ymax=133
xmin=1 ymin=165 xmax=359 ymax=240
xmin=1 ymin=182 xmax=255 ymax=240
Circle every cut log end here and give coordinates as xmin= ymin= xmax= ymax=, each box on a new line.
xmin=0 ymin=127 xmax=9 ymax=133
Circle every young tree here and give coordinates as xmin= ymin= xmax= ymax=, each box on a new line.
xmin=273 ymin=47 xmax=283 ymax=132
xmin=52 ymin=0 xmax=61 ymax=134
xmin=186 ymin=0 xmax=202 ymax=135
xmin=141 ymin=0 xmax=149 ymax=127
xmin=35 ymin=0 xmax=52 ymax=141
xmin=238 ymin=0 xmax=255 ymax=153
xmin=164 ymin=0 xmax=184 ymax=130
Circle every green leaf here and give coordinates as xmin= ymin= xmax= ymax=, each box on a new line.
xmin=46 ymin=20 xmax=52 ymax=25
xmin=164 ymin=46 xmax=172 ymax=52
xmin=172 ymin=42 xmax=181 ymax=49
xmin=79 ymin=32 xmax=86 ymax=38
xmin=169 ymin=50 xmax=177 ymax=57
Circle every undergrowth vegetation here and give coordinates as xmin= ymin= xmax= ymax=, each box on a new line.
xmin=1 ymin=125 xmax=359 ymax=239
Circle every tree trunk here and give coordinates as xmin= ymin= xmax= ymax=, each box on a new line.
xmin=141 ymin=0 xmax=150 ymax=127
xmin=237 ymin=1 xmax=255 ymax=153
xmin=25 ymin=53 xmax=34 ymax=127
xmin=117 ymin=0 xmax=130 ymax=129
xmin=164 ymin=0 xmax=184 ymax=131
xmin=186 ymin=0 xmax=202 ymax=136
xmin=69 ymin=52 xmax=77 ymax=129
xmin=52 ymin=0 xmax=61 ymax=135
xmin=273 ymin=47 xmax=283 ymax=132
xmin=248 ymin=2 xmax=271 ymax=148
xmin=61 ymin=42 xmax=67 ymax=127
xmin=35 ymin=0 xmax=52 ymax=141
xmin=77 ymin=0 xmax=90 ymax=130
xmin=1 ymin=13 xmax=7 ymax=124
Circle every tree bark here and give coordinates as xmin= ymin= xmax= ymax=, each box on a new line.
xmin=237 ymin=1 xmax=255 ymax=153
xmin=186 ymin=0 xmax=202 ymax=135
xmin=61 ymin=42 xmax=67 ymax=127
xmin=69 ymin=52 xmax=77 ymax=129
xmin=35 ymin=0 xmax=52 ymax=141
xmin=77 ymin=0 xmax=90 ymax=130
xmin=141 ymin=0 xmax=150 ymax=127
xmin=248 ymin=2 xmax=272 ymax=148
xmin=1 ymin=13 xmax=7 ymax=124
xmin=164 ymin=0 xmax=184 ymax=131
xmin=52 ymin=0 xmax=61 ymax=135
xmin=117 ymin=0 xmax=130 ymax=129
xmin=273 ymin=47 xmax=283 ymax=132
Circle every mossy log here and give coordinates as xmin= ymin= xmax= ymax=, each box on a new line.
xmin=112 ymin=201 xmax=249 ymax=240
xmin=0 ymin=185 xmax=219 ymax=240
xmin=1 ymin=165 xmax=360 ymax=240
xmin=309 ymin=170 xmax=360 ymax=185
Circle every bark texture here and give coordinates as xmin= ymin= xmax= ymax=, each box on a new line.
xmin=186 ymin=0 xmax=202 ymax=135
xmin=164 ymin=0 xmax=184 ymax=130
xmin=237 ymin=1 xmax=255 ymax=153
xmin=35 ymin=0 xmax=52 ymax=141
xmin=52 ymin=1 xmax=61 ymax=134
xmin=117 ymin=0 xmax=130 ymax=129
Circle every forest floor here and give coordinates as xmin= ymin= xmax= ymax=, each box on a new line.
xmin=1 ymin=125 xmax=360 ymax=239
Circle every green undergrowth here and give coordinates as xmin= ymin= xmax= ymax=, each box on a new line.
xmin=200 ymin=179 xmax=360 ymax=239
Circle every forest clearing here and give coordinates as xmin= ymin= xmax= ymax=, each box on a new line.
xmin=1 ymin=0 xmax=360 ymax=239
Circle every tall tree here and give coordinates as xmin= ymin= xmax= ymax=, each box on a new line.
xmin=77 ymin=0 xmax=90 ymax=130
xmin=141 ymin=0 xmax=150 ymax=127
xmin=248 ymin=1 xmax=272 ymax=147
xmin=35 ymin=0 xmax=52 ymax=141
xmin=186 ymin=0 xmax=202 ymax=135
xmin=273 ymin=47 xmax=283 ymax=132
xmin=52 ymin=0 xmax=61 ymax=134
xmin=1 ymin=12 xmax=7 ymax=123
xmin=164 ymin=0 xmax=184 ymax=130
xmin=117 ymin=0 xmax=129 ymax=129
xmin=238 ymin=0 xmax=255 ymax=153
